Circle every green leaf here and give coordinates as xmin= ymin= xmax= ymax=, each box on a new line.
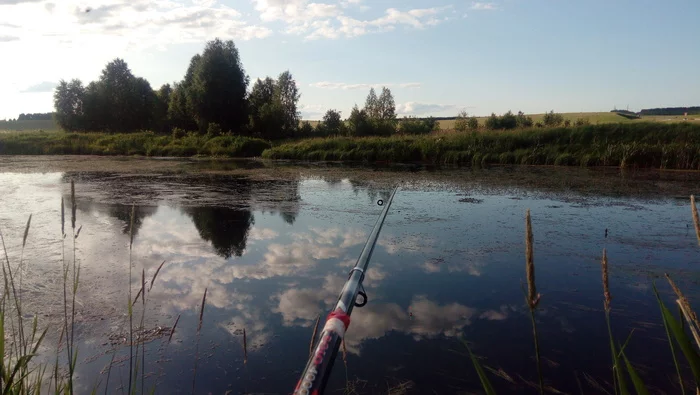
xmin=653 ymin=283 xmax=686 ymax=395
xmin=656 ymin=288 xmax=700 ymax=382
xmin=605 ymin=312 xmax=629 ymax=395
xmin=621 ymin=350 xmax=649 ymax=395
xmin=461 ymin=339 xmax=497 ymax=395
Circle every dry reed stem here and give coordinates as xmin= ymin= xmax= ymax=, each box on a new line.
xmin=676 ymin=299 xmax=700 ymax=349
xmin=243 ymin=328 xmax=248 ymax=364
xmin=665 ymin=273 xmax=700 ymax=331
xmin=61 ymin=197 xmax=65 ymax=236
xmin=309 ymin=314 xmax=320 ymax=357
xmin=70 ymin=180 xmax=76 ymax=230
xmin=168 ymin=314 xmax=180 ymax=343
xmin=198 ymin=288 xmax=207 ymax=332
xmin=692 ymin=195 xmax=700 ymax=245
xmin=22 ymin=214 xmax=31 ymax=249
xmin=129 ymin=205 xmax=135 ymax=248
xmin=149 ymin=260 xmax=166 ymax=291
xmin=525 ymin=209 xmax=540 ymax=309
xmin=601 ymin=249 xmax=612 ymax=312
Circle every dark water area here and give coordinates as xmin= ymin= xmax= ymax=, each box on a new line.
xmin=0 ymin=158 xmax=699 ymax=394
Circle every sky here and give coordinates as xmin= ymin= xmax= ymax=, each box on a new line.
xmin=0 ymin=0 xmax=699 ymax=120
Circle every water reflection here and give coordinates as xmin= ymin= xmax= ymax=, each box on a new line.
xmin=184 ymin=207 xmax=253 ymax=259
xmin=2 ymin=163 xmax=699 ymax=394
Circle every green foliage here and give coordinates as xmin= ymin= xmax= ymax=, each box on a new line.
xmin=543 ymin=110 xmax=564 ymax=127
xmin=516 ymin=111 xmax=534 ymax=128
xmin=188 ymin=39 xmax=249 ymax=134
xmin=398 ymin=116 xmax=439 ymax=135
xmin=485 ymin=111 xmax=518 ymax=130
xmin=347 ymin=105 xmax=373 ymax=137
xmin=455 ymin=111 xmax=479 ymax=132
xmin=206 ymin=123 xmax=224 ymax=137
xmin=318 ymin=109 xmax=344 ymax=136
xmin=575 ymin=118 xmax=591 ymax=126
xmin=298 ymin=121 xmax=314 ymax=137
xmin=247 ymin=72 xmax=301 ymax=139
xmin=462 ymin=340 xmax=497 ymax=395
xmin=0 ymin=131 xmax=270 ymax=157
xmin=262 ymin=122 xmax=700 ymax=169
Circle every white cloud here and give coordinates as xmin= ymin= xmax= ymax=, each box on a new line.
xmin=0 ymin=0 xmax=272 ymax=53
xmin=252 ymin=0 xmax=451 ymax=40
xmin=396 ymin=102 xmax=461 ymax=116
xmin=471 ymin=2 xmax=498 ymax=11
xmin=310 ymin=81 xmax=421 ymax=90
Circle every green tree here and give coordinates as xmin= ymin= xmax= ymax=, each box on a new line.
xmin=347 ymin=105 xmax=372 ymax=136
xmin=53 ymin=79 xmax=86 ymax=131
xmin=467 ymin=116 xmax=479 ymax=130
xmin=543 ymin=110 xmax=564 ymax=127
xmin=276 ymin=70 xmax=301 ymax=137
xmin=364 ymin=88 xmax=379 ymax=119
xmin=248 ymin=77 xmax=284 ymax=139
xmin=485 ymin=113 xmax=500 ymax=130
xmin=319 ymin=109 xmax=343 ymax=135
xmin=516 ymin=111 xmax=534 ymax=128
xmin=455 ymin=110 xmax=470 ymax=132
xmin=187 ymin=39 xmax=249 ymax=134
xmin=154 ymin=84 xmax=172 ymax=133
xmin=500 ymin=111 xmax=517 ymax=129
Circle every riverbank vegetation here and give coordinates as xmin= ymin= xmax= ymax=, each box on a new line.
xmin=263 ymin=122 xmax=700 ymax=169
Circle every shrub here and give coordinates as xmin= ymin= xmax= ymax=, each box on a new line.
xmin=207 ymin=123 xmax=224 ymax=137
xmin=172 ymin=127 xmax=187 ymax=139
xmin=543 ymin=110 xmax=564 ymax=127
xmin=399 ymin=117 xmax=439 ymax=135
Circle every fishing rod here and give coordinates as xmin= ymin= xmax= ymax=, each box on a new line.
xmin=293 ymin=187 xmax=398 ymax=395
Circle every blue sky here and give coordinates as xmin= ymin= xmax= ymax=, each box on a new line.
xmin=1 ymin=0 xmax=699 ymax=120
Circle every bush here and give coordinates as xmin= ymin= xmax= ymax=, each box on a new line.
xmin=564 ymin=119 xmax=571 ymax=128
xmin=207 ymin=123 xmax=224 ymax=137
xmin=543 ymin=110 xmax=564 ymax=127
xmin=298 ymin=121 xmax=314 ymax=137
xmin=172 ymin=127 xmax=187 ymax=139
xmin=516 ymin=111 xmax=533 ymax=128
xmin=399 ymin=117 xmax=439 ymax=135
xmin=575 ymin=118 xmax=591 ymax=126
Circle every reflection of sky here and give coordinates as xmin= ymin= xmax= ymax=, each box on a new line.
xmin=0 ymin=170 xmax=698 ymax=394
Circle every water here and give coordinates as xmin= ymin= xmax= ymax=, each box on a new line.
xmin=0 ymin=158 xmax=698 ymax=394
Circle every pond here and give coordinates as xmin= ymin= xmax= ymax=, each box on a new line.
xmin=0 ymin=157 xmax=698 ymax=394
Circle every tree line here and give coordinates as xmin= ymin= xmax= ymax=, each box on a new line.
xmin=54 ymin=38 xmax=300 ymax=139
xmin=639 ymin=106 xmax=700 ymax=116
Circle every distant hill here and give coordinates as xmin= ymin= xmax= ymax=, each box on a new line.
xmin=639 ymin=107 xmax=700 ymax=116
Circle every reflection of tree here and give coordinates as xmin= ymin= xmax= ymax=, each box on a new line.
xmin=348 ymin=180 xmax=392 ymax=204
xmin=109 ymin=204 xmax=158 ymax=237
xmin=184 ymin=207 xmax=254 ymax=259
xmin=253 ymin=179 xmax=301 ymax=225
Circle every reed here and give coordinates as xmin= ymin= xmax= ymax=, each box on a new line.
xmin=192 ymin=288 xmax=208 ymax=394
xmin=524 ymin=209 xmax=543 ymax=395
xmin=243 ymin=328 xmax=248 ymax=365
xmin=691 ymin=196 xmax=700 ymax=245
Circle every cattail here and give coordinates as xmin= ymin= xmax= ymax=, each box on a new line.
xmin=309 ymin=314 xmax=320 ymax=357
xmin=525 ymin=210 xmax=540 ymax=309
xmin=666 ymin=273 xmax=700 ymax=329
xmin=601 ymin=249 xmax=611 ymax=312
xmin=243 ymin=328 xmax=248 ymax=365
xmin=70 ymin=180 xmax=76 ymax=230
xmin=691 ymin=195 xmax=700 ymax=244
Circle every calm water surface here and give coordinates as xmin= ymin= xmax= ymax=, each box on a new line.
xmin=0 ymin=158 xmax=698 ymax=394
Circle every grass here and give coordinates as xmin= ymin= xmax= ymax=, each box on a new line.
xmin=0 ymin=131 xmax=271 ymax=157
xmin=466 ymin=196 xmax=700 ymax=394
xmin=263 ymin=122 xmax=700 ymax=170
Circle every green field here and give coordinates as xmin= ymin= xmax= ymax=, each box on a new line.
xmin=435 ymin=112 xmax=700 ymax=130
xmin=0 ymin=119 xmax=60 ymax=132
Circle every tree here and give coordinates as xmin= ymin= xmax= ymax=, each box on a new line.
xmin=485 ymin=113 xmax=500 ymax=130
xmin=455 ymin=111 xmax=470 ymax=132
xmin=276 ymin=71 xmax=300 ymax=137
xmin=53 ymin=79 xmax=86 ymax=131
xmin=467 ymin=116 xmax=479 ymax=130
xmin=347 ymin=105 xmax=372 ymax=136
xmin=543 ymin=110 xmax=564 ymax=127
xmin=377 ymin=87 xmax=396 ymax=120
xmin=516 ymin=111 xmax=533 ymax=128
xmin=248 ymin=77 xmax=284 ymax=139
xmin=500 ymin=111 xmax=517 ymax=129
xmin=187 ymin=39 xmax=249 ymax=134
xmin=154 ymin=84 xmax=172 ymax=133
xmin=364 ymin=88 xmax=379 ymax=119
xmin=319 ymin=109 xmax=343 ymax=135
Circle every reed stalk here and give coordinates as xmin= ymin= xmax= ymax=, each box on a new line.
xmin=525 ymin=209 xmax=544 ymax=395
xmin=691 ymin=196 xmax=700 ymax=245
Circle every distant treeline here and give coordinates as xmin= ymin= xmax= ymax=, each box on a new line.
xmin=18 ymin=113 xmax=54 ymax=121
xmin=639 ymin=107 xmax=700 ymax=116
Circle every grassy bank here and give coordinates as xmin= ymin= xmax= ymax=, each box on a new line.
xmin=0 ymin=131 xmax=271 ymax=157
xmin=263 ymin=122 xmax=700 ymax=169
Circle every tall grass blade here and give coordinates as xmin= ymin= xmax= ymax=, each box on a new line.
xmin=620 ymin=350 xmax=649 ymax=395
xmin=22 ymin=214 xmax=31 ymax=249
xmin=655 ymin=288 xmax=700 ymax=383
xmin=653 ymin=285 xmax=686 ymax=395
xmin=168 ymin=314 xmax=180 ymax=344
xmin=243 ymin=328 xmax=248 ymax=365
xmin=461 ymin=339 xmax=496 ymax=395
xmin=71 ymin=180 xmax=76 ymax=230
xmin=192 ymin=288 xmax=207 ymax=395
